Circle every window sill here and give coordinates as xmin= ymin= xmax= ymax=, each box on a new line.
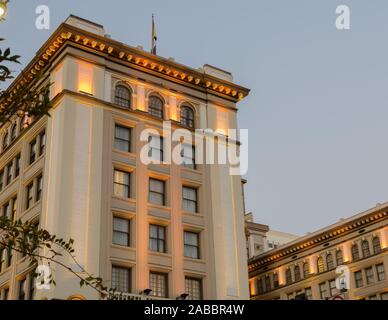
xmin=24 ymin=153 xmax=45 ymax=174
xmin=111 ymin=244 xmax=136 ymax=251
xmin=0 ymin=177 xmax=19 ymax=194
xmin=148 ymin=251 xmax=172 ymax=258
xmin=147 ymin=203 xmax=171 ymax=211
xmin=112 ymin=148 xmax=136 ymax=158
xmin=184 ymin=257 xmax=206 ymax=264
xmin=112 ymin=196 xmax=136 ymax=204
xmin=182 ymin=211 xmax=203 ymax=218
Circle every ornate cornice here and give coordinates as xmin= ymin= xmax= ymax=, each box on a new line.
xmin=248 ymin=208 xmax=388 ymax=272
xmin=5 ymin=22 xmax=250 ymax=105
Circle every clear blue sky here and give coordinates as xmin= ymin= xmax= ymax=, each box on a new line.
xmin=2 ymin=0 xmax=388 ymax=235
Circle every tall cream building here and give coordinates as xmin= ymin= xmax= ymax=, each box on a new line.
xmin=0 ymin=15 xmax=250 ymax=300
xmin=249 ymin=203 xmax=388 ymax=300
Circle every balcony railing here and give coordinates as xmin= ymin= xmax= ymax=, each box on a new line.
xmin=104 ymin=292 xmax=171 ymax=301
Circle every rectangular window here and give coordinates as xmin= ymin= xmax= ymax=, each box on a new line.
xmin=3 ymin=202 xmax=10 ymax=219
xmin=18 ymin=278 xmax=26 ymax=300
xmin=29 ymin=139 xmax=37 ymax=164
xmin=113 ymin=217 xmax=130 ymax=246
xmin=149 ymin=178 xmax=165 ymax=206
xmin=15 ymin=154 xmax=21 ymax=178
xmin=26 ymin=182 xmax=34 ymax=209
xmin=319 ymin=282 xmax=328 ymax=300
xmin=305 ymin=287 xmax=312 ymax=300
xmin=114 ymin=125 xmax=131 ymax=153
xmin=329 ymin=279 xmax=337 ymax=297
xmin=184 ymin=231 xmax=200 ymax=259
xmin=6 ymin=247 xmax=12 ymax=268
xmin=0 ymin=170 xmax=3 ymax=191
xmin=111 ymin=266 xmax=131 ymax=293
xmin=376 ymin=264 xmax=385 ymax=281
xmin=185 ymin=277 xmax=202 ymax=300
xmin=113 ymin=170 xmax=130 ymax=198
xmin=39 ymin=130 xmax=46 ymax=156
xmin=36 ymin=175 xmax=43 ymax=202
xmin=149 ymin=272 xmax=168 ymax=298
xmin=149 ymin=224 xmax=166 ymax=253
xmin=149 ymin=135 xmax=163 ymax=162
xmin=29 ymin=273 xmax=35 ymax=300
xmin=0 ymin=249 xmax=6 ymax=272
xmin=256 ymin=278 xmax=263 ymax=294
xmin=6 ymin=161 xmax=13 ymax=185
xmin=354 ymin=271 xmax=363 ymax=288
xmin=11 ymin=197 xmax=17 ymax=221
xmin=182 ymin=144 xmax=196 ymax=169
xmin=182 ymin=186 xmax=198 ymax=213
xmin=3 ymin=287 xmax=9 ymax=300
xmin=365 ymin=267 xmax=374 ymax=285
xmin=273 ymin=273 xmax=279 ymax=288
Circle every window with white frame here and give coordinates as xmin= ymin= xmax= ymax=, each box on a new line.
xmin=113 ymin=217 xmax=130 ymax=247
xmin=185 ymin=277 xmax=202 ymax=300
xmin=376 ymin=264 xmax=385 ymax=281
xmin=148 ymin=178 xmax=165 ymax=206
xmin=365 ymin=267 xmax=374 ymax=285
xmin=113 ymin=170 xmax=130 ymax=198
xmin=181 ymin=144 xmax=195 ymax=169
xmin=149 ymin=224 xmax=166 ymax=253
xmin=184 ymin=231 xmax=200 ymax=259
xmin=111 ymin=266 xmax=131 ymax=293
xmin=182 ymin=186 xmax=198 ymax=213
xmin=114 ymin=125 xmax=131 ymax=153
xmin=149 ymin=135 xmax=163 ymax=162
xmin=149 ymin=272 xmax=168 ymax=298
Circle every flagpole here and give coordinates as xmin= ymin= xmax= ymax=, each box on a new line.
xmin=151 ymin=14 xmax=157 ymax=55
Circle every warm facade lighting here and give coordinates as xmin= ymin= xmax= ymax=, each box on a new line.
xmin=78 ymin=62 xmax=93 ymax=94
xmin=0 ymin=1 xmax=8 ymax=20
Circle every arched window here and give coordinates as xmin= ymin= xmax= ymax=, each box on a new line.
xmin=148 ymin=95 xmax=164 ymax=118
xmin=303 ymin=262 xmax=310 ymax=278
xmin=294 ymin=265 xmax=301 ymax=282
xmin=361 ymin=240 xmax=370 ymax=258
xmin=2 ymin=131 xmax=9 ymax=150
xmin=285 ymin=268 xmax=292 ymax=284
xmin=114 ymin=85 xmax=131 ymax=108
xmin=351 ymin=244 xmax=360 ymax=261
xmin=180 ymin=105 xmax=194 ymax=128
xmin=317 ymin=256 xmax=325 ymax=273
xmin=336 ymin=250 xmax=344 ymax=266
xmin=372 ymin=236 xmax=381 ymax=254
xmin=11 ymin=124 xmax=17 ymax=142
xmin=326 ymin=254 xmax=334 ymax=270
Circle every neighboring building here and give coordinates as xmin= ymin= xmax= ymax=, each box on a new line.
xmin=249 ymin=203 xmax=388 ymax=300
xmin=266 ymin=230 xmax=299 ymax=251
xmin=245 ymin=213 xmax=299 ymax=259
xmin=245 ymin=213 xmax=269 ymax=259
xmin=0 ymin=15 xmax=250 ymax=300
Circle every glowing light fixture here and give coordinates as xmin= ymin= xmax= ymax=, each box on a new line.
xmin=0 ymin=1 xmax=9 ymax=20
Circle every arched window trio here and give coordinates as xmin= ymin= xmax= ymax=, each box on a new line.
xmin=113 ymin=84 xmax=195 ymax=128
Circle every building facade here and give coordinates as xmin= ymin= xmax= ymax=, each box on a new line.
xmin=249 ymin=203 xmax=388 ymax=300
xmin=0 ymin=15 xmax=250 ymax=300
xmin=245 ymin=213 xmax=299 ymax=259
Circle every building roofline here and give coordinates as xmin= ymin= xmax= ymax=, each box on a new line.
xmin=66 ymin=14 xmax=104 ymax=29
xmin=248 ymin=202 xmax=388 ymax=269
xmin=1 ymin=17 xmax=250 ymax=113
